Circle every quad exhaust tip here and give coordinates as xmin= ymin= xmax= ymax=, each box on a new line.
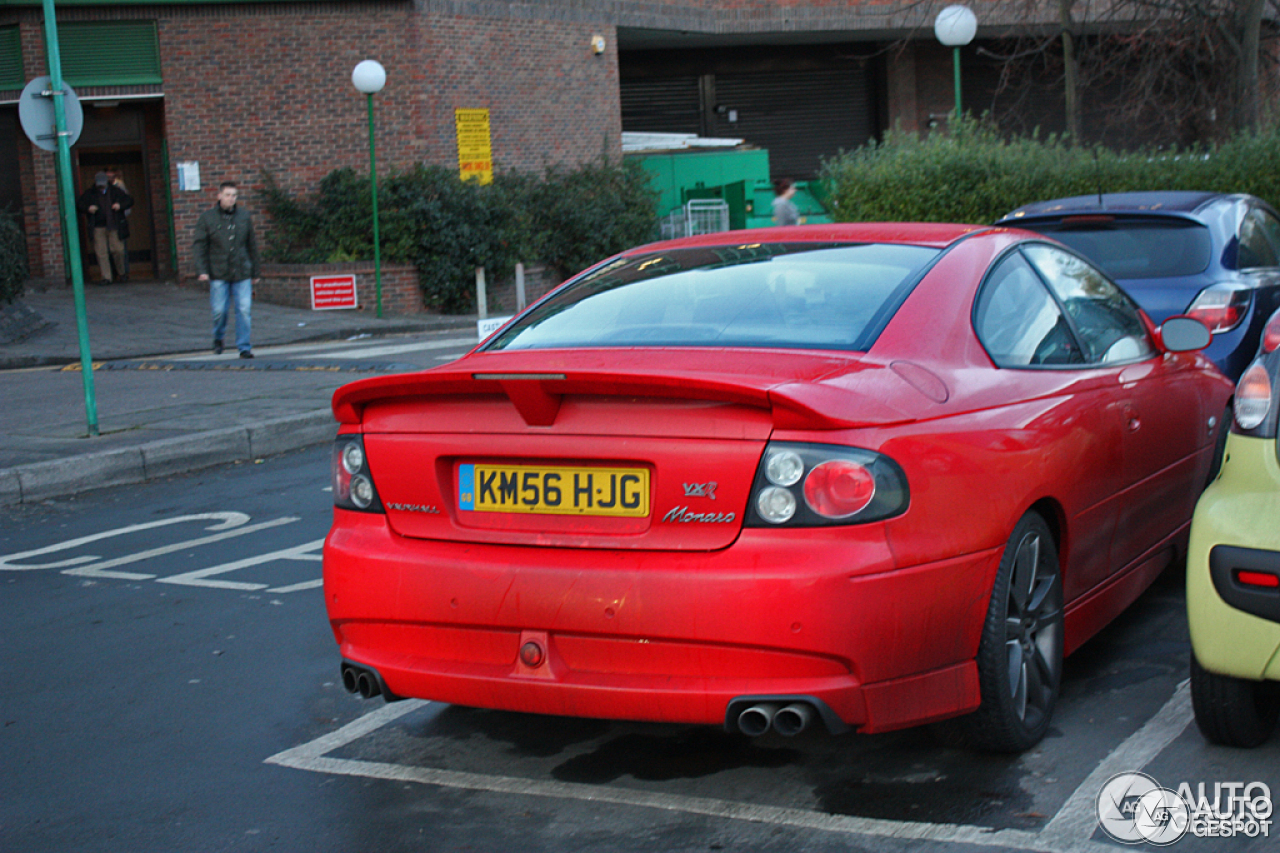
xmin=726 ymin=696 xmax=849 ymax=737
xmin=339 ymin=661 xmax=403 ymax=703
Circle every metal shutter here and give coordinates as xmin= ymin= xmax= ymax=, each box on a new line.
xmin=620 ymin=76 xmax=703 ymax=136
xmin=60 ymin=21 xmax=161 ymax=87
xmin=708 ymin=68 xmax=873 ymax=180
xmin=0 ymin=27 xmax=22 ymax=91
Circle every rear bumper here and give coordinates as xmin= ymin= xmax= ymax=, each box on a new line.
xmin=323 ymin=511 xmax=1000 ymax=733
xmin=1187 ymin=433 xmax=1280 ymax=682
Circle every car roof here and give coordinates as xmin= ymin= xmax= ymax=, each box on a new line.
xmin=626 ymin=223 xmax=992 ymax=255
xmin=999 ymin=191 xmax=1231 ymax=222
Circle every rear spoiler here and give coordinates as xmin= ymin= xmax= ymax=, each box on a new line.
xmin=331 ymin=366 xmax=913 ymax=430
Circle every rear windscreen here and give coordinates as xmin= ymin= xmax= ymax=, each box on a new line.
xmin=484 ymin=242 xmax=940 ymax=352
xmin=1021 ymin=220 xmax=1212 ymax=280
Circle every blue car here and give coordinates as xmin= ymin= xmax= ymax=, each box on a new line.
xmin=997 ymin=192 xmax=1280 ymax=380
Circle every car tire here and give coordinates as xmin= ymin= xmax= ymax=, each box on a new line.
xmin=1189 ymin=653 xmax=1280 ymax=748
xmin=934 ymin=512 xmax=1063 ymax=752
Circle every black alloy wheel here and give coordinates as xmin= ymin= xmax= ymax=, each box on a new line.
xmin=935 ymin=512 xmax=1064 ymax=752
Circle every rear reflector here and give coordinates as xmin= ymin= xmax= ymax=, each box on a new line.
xmin=1236 ymin=570 xmax=1280 ymax=589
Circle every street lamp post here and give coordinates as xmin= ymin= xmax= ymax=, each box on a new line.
xmin=352 ymin=59 xmax=386 ymax=318
xmin=934 ymin=5 xmax=977 ymax=120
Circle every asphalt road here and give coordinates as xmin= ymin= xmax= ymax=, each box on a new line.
xmin=1 ymin=445 xmax=1276 ymax=853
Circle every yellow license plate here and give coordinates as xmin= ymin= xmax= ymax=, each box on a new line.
xmin=458 ymin=464 xmax=650 ymax=517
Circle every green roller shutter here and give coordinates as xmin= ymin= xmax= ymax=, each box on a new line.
xmin=0 ymin=27 xmax=22 ymax=90
xmin=60 ymin=21 xmax=161 ymax=86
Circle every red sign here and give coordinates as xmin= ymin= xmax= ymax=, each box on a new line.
xmin=311 ymin=275 xmax=358 ymax=310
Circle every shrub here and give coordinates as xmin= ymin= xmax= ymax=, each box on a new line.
xmin=260 ymin=158 xmax=658 ymax=313
xmin=820 ymin=115 xmax=1280 ymax=224
xmin=0 ymin=209 xmax=29 ymax=305
xmin=258 ymin=171 xmax=325 ymax=263
xmin=381 ymin=166 xmax=531 ymax=313
xmin=526 ymin=159 xmax=659 ymax=280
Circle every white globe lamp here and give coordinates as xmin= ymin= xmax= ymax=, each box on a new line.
xmin=934 ymin=5 xmax=977 ymax=118
xmin=351 ymin=59 xmax=386 ymax=94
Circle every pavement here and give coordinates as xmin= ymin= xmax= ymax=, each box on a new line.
xmin=0 ymin=279 xmax=477 ymax=507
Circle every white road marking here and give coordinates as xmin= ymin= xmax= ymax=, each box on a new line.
xmin=61 ymin=517 xmax=300 ymax=580
xmin=168 ymin=335 xmax=475 ymax=363
xmin=266 ymin=687 xmax=1197 ymax=852
xmin=7 ymin=513 xmax=324 ymax=591
xmin=0 ymin=512 xmax=253 ymax=571
xmin=317 ymin=338 xmax=475 ymax=359
xmin=157 ymin=538 xmax=324 ymax=590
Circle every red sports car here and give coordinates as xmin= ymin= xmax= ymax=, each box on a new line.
xmin=324 ymin=224 xmax=1232 ymax=752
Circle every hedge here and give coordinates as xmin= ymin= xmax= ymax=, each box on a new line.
xmin=821 ymin=116 xmax=1280 ymax=225
xmin=0 ymin=209 xmax=28 ymax=305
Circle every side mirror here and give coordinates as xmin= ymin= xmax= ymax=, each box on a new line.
xmin=1158 ymin=315 xmax=1212 ymax=352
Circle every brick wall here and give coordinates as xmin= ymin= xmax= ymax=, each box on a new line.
xmin=256 ymin=262 xmax=422 ymax=314
xmin=9 ymin=1 xmax=622 ymax=282
xmin=161 ymin=2 xmax=620 ymax=283
xmin=254 ymin=261 xmax=562 ymax=317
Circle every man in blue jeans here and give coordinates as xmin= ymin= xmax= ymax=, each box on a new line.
xmin=193 ymin=181 xmax=260 ymax=358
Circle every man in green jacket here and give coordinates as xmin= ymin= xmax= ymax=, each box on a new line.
xmin=193 ymin=181 xmax=260 ymax=357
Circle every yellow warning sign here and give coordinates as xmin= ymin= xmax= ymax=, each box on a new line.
xmin=455 ymin=108 xmax=493 ymax=185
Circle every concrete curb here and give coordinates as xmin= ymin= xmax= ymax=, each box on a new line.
xmin=0 ymin=410 xmax=337 ymax=507
xmin=0 ymin=316 xmax=476 ymax=370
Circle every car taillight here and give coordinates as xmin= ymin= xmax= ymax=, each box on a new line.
xmin=804 ymin=460 xmax=876 ymax=518
xmin=333 ymin=435 xmax=384 ymax=513
xmin=1263 ymin=307 xmax=1280 ymax=353
xmin=1234 ymin=361 xmax=1272 ymax=430
xmin=745 ymin=442 xmax=908 ymax=527
xmin=1186 ymin=285 xmax=1251 ymax=333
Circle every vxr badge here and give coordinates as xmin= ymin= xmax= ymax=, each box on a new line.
xmin=682 ymin=481 xmax=717 ymax=500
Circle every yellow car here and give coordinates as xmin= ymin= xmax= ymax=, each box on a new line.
xmin=1187 ymin=308 xmax=1280 ymax=747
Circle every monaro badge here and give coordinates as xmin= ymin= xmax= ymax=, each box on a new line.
xmin=663 ymin=506 xmax=736 ymax=524
xmin=682 ymin=481 xmax=717 ymax=500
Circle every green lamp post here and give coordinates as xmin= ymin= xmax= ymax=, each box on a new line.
xmin=934 ymin=5 xmax=978 ymax=120
xmin=352 ymin=59 xmax=386 ymax=318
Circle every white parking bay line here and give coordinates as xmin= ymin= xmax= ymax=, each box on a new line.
xmin=1041 ymin=680 xmax=1194 ymax=846
xmin=267 ymin=578 xmax=324 ymax=593
xmin=265 ymin=699 xmax=1147 ymax=853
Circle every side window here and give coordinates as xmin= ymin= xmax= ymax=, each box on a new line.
xmin=975 ymin=252 xmax=1084 ymax=367
xmin=1241 ymin=208 xmax=1280 ymax=269
xmin=1023 ymin=244 xmax=1155 ymax=364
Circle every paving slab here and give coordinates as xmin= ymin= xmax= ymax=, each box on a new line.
xmin=0 ymin=279 xmax=475 ymax=505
